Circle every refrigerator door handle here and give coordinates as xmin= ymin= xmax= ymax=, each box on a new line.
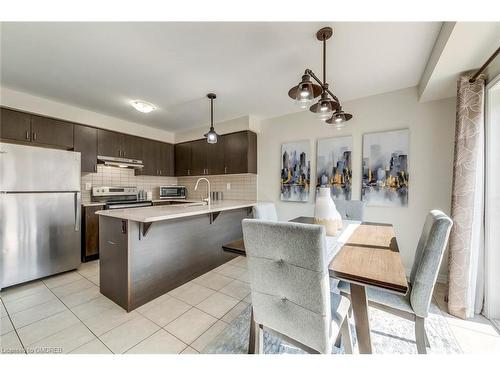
xmin=74 ymin=192 xmax=81 ymax=232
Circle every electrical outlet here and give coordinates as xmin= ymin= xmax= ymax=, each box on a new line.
xmin=226 ymin=183 xmax=231 ymax=190
xmin=85 ymin=183 xmax=92 ymax=191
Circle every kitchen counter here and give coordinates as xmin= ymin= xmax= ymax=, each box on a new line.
xmin=82 ymin=202 xmax=105 ymax=207
xmin=96 ymin=200 xmax=256 ymax=223
xmin=97 ymin=199 xmax=255 ymax=311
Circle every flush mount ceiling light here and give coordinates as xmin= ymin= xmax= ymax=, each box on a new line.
xmin=130 ymin=100 xmax=156 ymax=113
xmin=288 ymin=27 xmax=352 ymax=125
xmin=203 ymin=93 xmax=219 ymax=144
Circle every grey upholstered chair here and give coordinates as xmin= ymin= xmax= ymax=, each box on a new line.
xmin=338 ymin=210 xmax=453 ymax=354
xmin=333 ymin=200 xmax=365 ymax=221
xmin=242 ymin=219 xmax=353 ymax=354
xmin=252 ymin=202 xmax=278 ymax=221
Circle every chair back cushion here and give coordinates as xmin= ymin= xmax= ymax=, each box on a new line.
xmin=242 ymin=219 xmax=332 ymax=353
xmin=410 ymin=210 xmax=453 ymax=317
xmin=333 ymin=200 xmax=365 ymax=221
xmin=252 ymin=202 xmax=278 ymax=221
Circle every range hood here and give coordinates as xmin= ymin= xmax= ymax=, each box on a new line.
xmin=97 ymin=155 xmax=144 ymax=169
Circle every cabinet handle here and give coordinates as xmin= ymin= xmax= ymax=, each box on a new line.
xmin=25 ymin=130 xmax=30 ymax=140
xmin=94 ymin=164 xmax=97 ymax=173
xmin=159 ymin=170 xmax=162 ymax=175
xmin=224 ymin=167 xmax=227 ymax=174
xmin=187 ymin=169 xmax=190 ymax=176
xmin=33 ymin=132 xmax=37 ymax=141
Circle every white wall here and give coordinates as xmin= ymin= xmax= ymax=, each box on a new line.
xmin=257 ymin=86 xmax=456 ymax=279
xmin=0 ymin=86 xmax=175 ymax=143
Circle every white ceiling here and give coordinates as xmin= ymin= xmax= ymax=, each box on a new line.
xmin=1 ymin=22 xmax=442 ymax=132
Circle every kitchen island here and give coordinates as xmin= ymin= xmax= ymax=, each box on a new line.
xmin=96 ymin=200 xmax=256 ymax=311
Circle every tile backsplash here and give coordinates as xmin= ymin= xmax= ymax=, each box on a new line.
xmin=177 ymin=174 xmax=257 ymax=201
xmin=81 ymin=165 xmax=257 ymax=204
xmin=81 ymin=165 xmax=177 ymax=203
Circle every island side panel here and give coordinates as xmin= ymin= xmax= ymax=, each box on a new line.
xmin=127 ymin=208 xmax=250 ymax=310
xmin=99 ymin=215 xmax=130 ymax=311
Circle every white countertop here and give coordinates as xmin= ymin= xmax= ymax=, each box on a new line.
xmin=96 ymin=200 xmax=257 ymax=223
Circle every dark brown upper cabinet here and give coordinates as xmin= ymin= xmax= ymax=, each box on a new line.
xmin=74 ymin=125 xmax=98 ymax=173
xmin=206 ymin=136 xmax=225 ymax=175
xmin=0 ymin=108 xmax=32 ymax=142
xmin=97 ymin=129 xmax=122 ymax=158
xmin=98 ymin=130 xmax=145 ymax=160
xmin=30 ymin=115 xmax=74 ymax=149
xmin=161 ymin=143 xmax=175 ymax=176
xmin=173 ymin=131 xmax=257 ymax=177
xmin=223 ymin=131 xmax=257 ymax=174
xmin=136 ymin=139 xmax=174 ymax=177
xmin=190 ymin=139 xmax=208 ymax=176
xmin=175 ymin=142 xmax=192 ymax=176
xmin=138 ymin=138 xmax=159 ymax=176
xmin=122 ymin=134 xmax=143 ymax=160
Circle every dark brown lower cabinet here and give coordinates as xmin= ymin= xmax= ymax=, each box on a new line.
xmin=82 ymin=205 xmax=103 ymax=262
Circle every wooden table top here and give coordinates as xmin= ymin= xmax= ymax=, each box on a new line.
xmin=291 ymin=216 xmax=408 ymax=294
xmin=223 ymin=216 xmax=408 ymax=295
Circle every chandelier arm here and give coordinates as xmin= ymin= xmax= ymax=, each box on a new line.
xmin=305 ymin=69 xmax=340 ymax=104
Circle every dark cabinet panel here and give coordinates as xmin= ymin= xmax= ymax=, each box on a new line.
xmin=224 ymin=131 xmax=249 ymax=174
xmin=0 ymin=108 xmax=32 ymax=142
xmin=190 ymin=139 xmax=207 ymax=176
xmin=74 ymin=125 xmax=98 ymax=173
xmin=122 ymin=134 xmax=143 ymax=160
xmin=161 ymin=143 xmax=175 ymax=176
xmin=138 ymin=139 xmax=159 ymax=175
xmin=82 ymin=204 xmax=103 ymax=262
xmin=97 ymin=129 xmax=122 ymax=158
xmin=175 ymin=142 xmax=192 ymax=176
xmin=207 ymin=136 xmax=225 ymax=175
xmin=31 ymin=115 xmax=74 ymax=149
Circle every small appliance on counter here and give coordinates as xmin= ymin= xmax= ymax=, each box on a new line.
xmin=159 ymin=185 xmax=187 ymax=200
xmin=92 ymin=186 xmax=153 ymax=209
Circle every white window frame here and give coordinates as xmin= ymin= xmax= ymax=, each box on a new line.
xmin=484 ymin=73 xmax=500 ymax=319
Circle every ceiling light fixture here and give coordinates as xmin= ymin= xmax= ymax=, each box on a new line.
xmin=204 ymin=93 xmax=219 ymax=144
xmin=288 ymin=27 xmax=352 ymax=125
xmin=130 ymin=100 xmax=156 ymax=113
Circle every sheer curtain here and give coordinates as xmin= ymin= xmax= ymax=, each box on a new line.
xmin=447 ymin=73 xmax=485 ymax=319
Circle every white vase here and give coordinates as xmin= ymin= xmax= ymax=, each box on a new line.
xmin=314 ymin=187 xmax=343 ymax=236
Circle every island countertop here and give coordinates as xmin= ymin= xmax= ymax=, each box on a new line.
xmin=95 ymin=199 xmax=257 ymax=223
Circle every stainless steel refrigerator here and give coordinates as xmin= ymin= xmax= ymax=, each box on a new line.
xmin=0 ymin=142 xmax=81 ymax=288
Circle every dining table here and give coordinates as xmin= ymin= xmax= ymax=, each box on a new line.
xmin=222 ymin=216 xmax=409 ymax=354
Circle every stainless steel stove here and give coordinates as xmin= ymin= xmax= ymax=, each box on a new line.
xmin=91 ymin=186 xmax=152 ymax=209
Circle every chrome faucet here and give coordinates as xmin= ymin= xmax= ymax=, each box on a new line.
xmin=194 ymin=177 xmax=211 ymax=208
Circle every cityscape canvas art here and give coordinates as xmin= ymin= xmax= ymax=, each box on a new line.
xmin=316 ymin=136 xmax=353 ymax=200
xmin=281 ymin=141 xmax=311 ymax=202
xmin=362 ymin=129 xmax=409 ymax=207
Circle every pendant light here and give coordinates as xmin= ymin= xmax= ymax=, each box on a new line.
xmin=288 ymin=27 xmax=352 ymax=125
xmin=326 ymin=106 xmax=353 ymax=129
xmin=204 ymin=93 xmax=219 ymax=144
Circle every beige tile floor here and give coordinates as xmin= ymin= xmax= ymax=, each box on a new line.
xmin=1 ymin=256 xmax=499 ymax=354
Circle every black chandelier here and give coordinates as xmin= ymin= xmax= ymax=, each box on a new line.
xmin=204 ymin=93 xmax=219 ymax=144
xmin=288 ymin=27 xmax=352 ymax=127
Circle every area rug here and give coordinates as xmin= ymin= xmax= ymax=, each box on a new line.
xmin=203 ymin=300 xmax=461 ymax=354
